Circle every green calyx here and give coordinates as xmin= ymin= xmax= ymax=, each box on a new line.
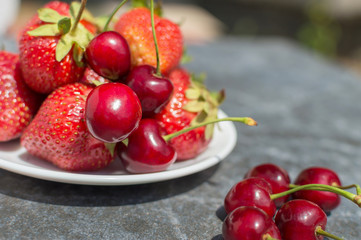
xmin=27 ymin=1 xmax=96 ymax=65
xmin=182 ymin=73 xmax=225 ymax=140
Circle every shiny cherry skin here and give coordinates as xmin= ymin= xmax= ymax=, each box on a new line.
xmin=244 ymin=163 xmax=291 ymax=207
xmin=85 ymin=31 xmax=131 ymax=80
xmin=224 ymin=177 xmax=276 ymax=217
xmin=222 ymin=206 xmax=281 ymax=240
xmin=85 ymin=82 xmax=142 ymax=143
xmin=116 ymin=119 xmax=177 ymax=173
xmin=275 ymin=199 xmax=327 ymax=240
xmin=292 ymin=166 xmax=341 ymax=212
xmin=125 ymin=65 xmax=174 ymax=117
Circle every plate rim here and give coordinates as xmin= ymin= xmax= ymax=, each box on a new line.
xmin=0 ymin=110 xmax=237 ymax=185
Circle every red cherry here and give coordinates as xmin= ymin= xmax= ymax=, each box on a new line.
xmin=292 ymin=167 xmax=342 ymax=212
xmin=85 ymin=82 xmax=142 ymax=143
xmin=224 ymin=177 xmax=276 ymax=217
xmin=222 ymin=206 xmax=281 ymax=240
xmin=275 ymin=199 xmax=328 ymax=240
xmin=125 ymin=65 xmax=174 ymax=117
xmin=116 ymin=119 xmax=177 ymax=173
xmin=244 ymin=163 xmax=291 ymax=207
xmin=85 ymin=31 xmax=131 ymax=80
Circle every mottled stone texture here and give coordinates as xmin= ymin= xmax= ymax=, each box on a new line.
xmin=1 ymin=37 xmax=361 ymax=239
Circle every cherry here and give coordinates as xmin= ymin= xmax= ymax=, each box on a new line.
xmin=115 ymin=119 xmax=177 ymax=173
xmin=244 ymin=163 xmax=291 ymax=207
xmin=125 ymin=65 xmax=174 ymax=117
xmin=85 ymin=82 xmax=142 ymax=143
xmin=224 ymin=177 xmax=276 ymax=217
xmin=222 ymin=206 xmax=281 ymax=240
xmin=117 ymin=117 xmax=257 ymax=174
xmin=291 ymin=166 xmax=342 ymax=212
xmin=275 ymin=199 xmax=342 ymax=240
xmin=124 ymin=0 xmax=173 ymax=117
xmin=85 ymin=31 xmax=131 ymax=80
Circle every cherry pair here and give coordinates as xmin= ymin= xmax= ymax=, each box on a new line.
xmin=84 ymin=0 xmax=174 ymax=144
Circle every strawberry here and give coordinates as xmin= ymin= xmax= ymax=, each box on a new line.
xmin=114 ymin=7 xmax=183 ymax=75
xmin=155 ymin=68 xmax=224 ymax=160
xmin=18 ymin=1 xmax=96 ymax=94
xmin=20 ymin=82 xmax=113 ymax=171
xmin=0 ymin=51 xmax=42 ymax=142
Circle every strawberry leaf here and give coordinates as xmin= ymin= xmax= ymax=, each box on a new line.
xmin=27 ymin=23 xmax=60 ymax=36
xmin=191 ymin=73 xmax=206 ymax=86
xmin=56 ymin=34 xmax=73 ymax=62
xmin=210 ymin=89 xmax=226 ymax=105
xmin=192 ymin=111 xmax=208 ymax=125
xmin=38 ymin=8 xmax=64 ymax=23
xmin=72 ymin=44 xmax=84 ymax=67
xmin=205 ymin=123 xmax=214 ymax=140
xmin=58 ymin=17 xmax=71 ymax=35
xmin=185 ymin=88 xmax=201 ymax=100
xmin=104 ymin=142 xmax=116 ymax=157
xmin=183 ymin=100 xmax=205 ymax=112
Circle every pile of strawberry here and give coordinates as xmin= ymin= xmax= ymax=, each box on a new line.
xmin=0 ymin=0 xmax=254 ymax=173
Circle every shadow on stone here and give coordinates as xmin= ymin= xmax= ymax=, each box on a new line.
xmin=0 ymin=163 xmax=220 ymax=207
xmin=216 ymin=205 xmax=227 ymax=222
xmin=211 ymin=234 xmax=223 ymax=240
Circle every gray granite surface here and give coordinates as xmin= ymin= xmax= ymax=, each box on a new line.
xmin=1 ymin=37 xmax=361 ymax=239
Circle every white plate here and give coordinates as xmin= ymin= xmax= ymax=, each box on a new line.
xmin=0 ymin=110 xmax=237 ymax=185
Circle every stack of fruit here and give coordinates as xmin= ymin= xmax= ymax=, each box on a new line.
xmin=221 ymin=163 xmax=361 ymax=240
xmin=0 ymin=0 xmax=256 ymax=173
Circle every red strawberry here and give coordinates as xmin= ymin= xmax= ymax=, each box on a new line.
xmin=155 ymin=68 xmax=224 ymax=160
xmin=0 ymin=51 xmax=42 ymax=142
xmin=114 ymin=7 xmax=183 ymax=75
xmin=20 ymin=82 xmax=113 ymax=171
xmin=18 ymin=1 xmax=96 ymax=94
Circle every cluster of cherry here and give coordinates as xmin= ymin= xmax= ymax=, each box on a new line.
xmin=221 ymin=163 xmax=359 ymax=240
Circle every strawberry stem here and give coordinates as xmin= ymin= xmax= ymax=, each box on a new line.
xmin=162 ymin=117 xmax=257 ymax=142
xmin=71 ymin=0 xmax=87 ymax=34
xmin=315 ymin=226 xmax=343 ymax=240
xmin=150 ymin=0 xmax=161 ymax=76
xmin=103 ymin=0 xmax=128 ymax=31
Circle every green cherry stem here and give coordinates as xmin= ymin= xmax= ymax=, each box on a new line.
xmin=264 ymin=234 xmax=279 ymax=240
xmin=103 ymin=0 xmax=128 ymax=31
xmin=289 ymin=183 xmax=361 ymax=195
xmin=271 ymin=184 xmax=361 ymax=208
xmin=162 ymin=117 xmax=257 ymax=142
xmin=150 ymin=0 xmax=161 ymax=77
xmin=315 ymin=226 xmax=344 ymax=240
xmin=71 ymin=0 xmax=87 ymax=34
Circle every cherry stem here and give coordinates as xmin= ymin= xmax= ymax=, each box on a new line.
xmin=289 ymin=183 xmax=361 ymax=195
xmin=162 ymin=117 xmax=257 ymax=142
xmin=150 ymin=0 xmax=161 ymax=77
xmin=315 ymin=226 xmax=344 ymax=240
xmin=71 ymin=0 xmax=87 ymax=34
xmin=271 ymin=183 xmax=361 ymax=207
xmin=103 ymin=0 xmax=128 ymax=31
xmin=263 ymin=234 xmax=278 ymax=240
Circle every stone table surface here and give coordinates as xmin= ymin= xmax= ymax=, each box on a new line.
xmin=1 ymin=37 xmax=361 ymax=240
